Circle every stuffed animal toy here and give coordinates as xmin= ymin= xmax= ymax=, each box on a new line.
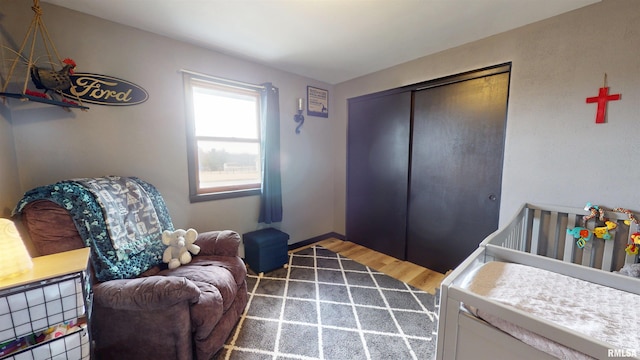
xmin=593 ymin=221 xmax=617 ymax=240
xmin=616 ymin=263 xmax=640 ymax=278
xmin=567 ymin=227 xmax=592 ymax=240
xmin=162 ymin=228 xmax=200 ymax=269
xmin=567 ymin=227 xmax=592 ymax=248
xmin=625 ymin=243 xmax=639 ymax=256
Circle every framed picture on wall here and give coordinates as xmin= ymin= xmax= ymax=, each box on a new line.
xmin=307 ymin=86 xmax=328 ymax=118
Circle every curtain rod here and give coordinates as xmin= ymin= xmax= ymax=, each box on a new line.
xmin=179 ymin=69 xmax=265 ymax=90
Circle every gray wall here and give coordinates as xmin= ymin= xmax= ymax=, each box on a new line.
xmin=333 ymin=0 xmax=640 ymax=233
xmin=0 ymin=102 xmax=19 ymax=218
xmin=0 ymin=0 xmax=336 ymax=251
xmin=2 ymin=0 xmax=639 ymax=256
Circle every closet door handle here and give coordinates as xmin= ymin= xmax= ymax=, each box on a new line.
xmin=488 ymin=194 xmax=497 ymax=201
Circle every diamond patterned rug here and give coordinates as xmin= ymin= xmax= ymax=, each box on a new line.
xmin=216 ymin=245 xmax=439 ymax=360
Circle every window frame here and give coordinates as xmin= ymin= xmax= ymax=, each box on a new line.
xmin=183 ymin=73 xmax=263 ymax=202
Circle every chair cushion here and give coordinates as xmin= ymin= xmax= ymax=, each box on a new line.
xmin=22 ymin=200 xmax=85 ymax=256
xmin=159 ymin=255 xmax=246 ymax=311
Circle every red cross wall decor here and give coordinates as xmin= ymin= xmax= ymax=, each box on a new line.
xmin=586 ymin=75 xmax=621 ymax=124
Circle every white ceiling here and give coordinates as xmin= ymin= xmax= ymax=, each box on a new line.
xmin=42 ymin=0 xmax=599 ymax=84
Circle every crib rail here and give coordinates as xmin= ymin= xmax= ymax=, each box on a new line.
xmin=482 ymin=203 xmax=638 ymax=272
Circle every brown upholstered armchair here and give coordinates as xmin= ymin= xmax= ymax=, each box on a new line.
xmin=14 ymin=177 xmax=248 ymax=360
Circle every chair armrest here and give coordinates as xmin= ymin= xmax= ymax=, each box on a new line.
xmin=194 ymin=230 xmax=241 ymax=257
xmin=93 ymin=276 xmax=201 ymax=311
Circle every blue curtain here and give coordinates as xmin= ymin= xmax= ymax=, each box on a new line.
xmin=258 ymin=83 xmax=283 ymax=223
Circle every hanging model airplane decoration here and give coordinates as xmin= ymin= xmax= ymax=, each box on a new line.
xmin=0 ymin=0 xmax=88 ymax=111
xmin=1 ymin=0 xmax=149 ymax=110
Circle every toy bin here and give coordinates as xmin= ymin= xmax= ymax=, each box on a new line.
xmin=243 ymin=228 xmax=289 ymax=274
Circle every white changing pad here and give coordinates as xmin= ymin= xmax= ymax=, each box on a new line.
xmin=464 ymin=261 xmax=640 ymax=360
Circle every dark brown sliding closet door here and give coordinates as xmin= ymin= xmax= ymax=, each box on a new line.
xmin=407 ymin=72 xmax=509 ymax=273
xmin=346 ymin=92 xmax=411 ymax=260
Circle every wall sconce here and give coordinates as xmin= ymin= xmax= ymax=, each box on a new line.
xmin=294 ymin=98 xmax=305 ymax=134
xmin=0 ymin=218 xmax=33 ymax=279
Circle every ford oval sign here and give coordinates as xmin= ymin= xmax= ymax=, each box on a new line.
xmin=61 ymin=73 xmax=148 ymax=106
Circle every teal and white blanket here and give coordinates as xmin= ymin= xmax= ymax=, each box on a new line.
xmin=75 ymin=177 xmax=163 ymax=253
xmin=14 ymin=176 xmax=174 ymax=282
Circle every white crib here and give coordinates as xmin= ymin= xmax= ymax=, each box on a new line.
xmin=436 ymin=203 xmax=640 ymax=359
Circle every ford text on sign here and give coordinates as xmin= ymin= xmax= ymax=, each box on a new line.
xmin=61 ymin=73 xmax=148 ymax=106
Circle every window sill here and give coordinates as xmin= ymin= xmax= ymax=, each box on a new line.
xmin=189 ymin=188 xmax=260 ymax=203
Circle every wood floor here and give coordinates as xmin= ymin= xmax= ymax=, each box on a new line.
xmin=292 ymin=238 xmax=446 ymax=295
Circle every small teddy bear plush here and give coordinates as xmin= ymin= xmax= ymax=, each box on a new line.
xmin=162 ymin=228 xmax=200 ymax=269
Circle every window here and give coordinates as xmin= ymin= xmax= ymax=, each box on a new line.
xmin=184 ymin=74 xmax=262 ymax=202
